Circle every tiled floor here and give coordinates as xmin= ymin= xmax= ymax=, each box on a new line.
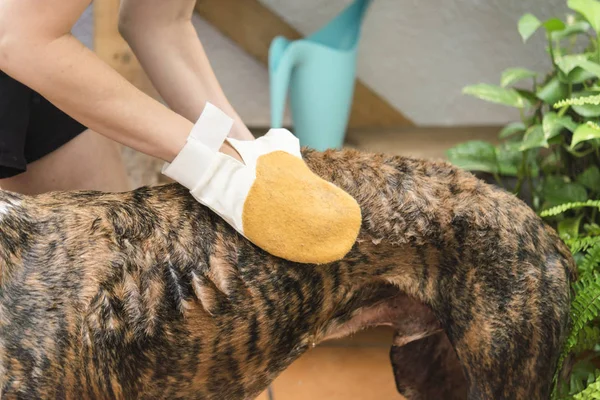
xmin=255 ymin=327 xmax=402 ymax=400
xmin=275 ymin=329 xmax=402 ymax=399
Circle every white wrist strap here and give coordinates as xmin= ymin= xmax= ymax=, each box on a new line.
xmin=161 ymin=102 xmax=305 ymax=238
xmin=162 ymin=103 xmax=234 ymax=189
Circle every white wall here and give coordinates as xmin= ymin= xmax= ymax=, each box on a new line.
xmin=73 ymin=0 xmax=570 ymax=126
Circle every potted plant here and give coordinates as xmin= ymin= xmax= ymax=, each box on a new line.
xmin=446 ymin=0 xmax=600 ymax=397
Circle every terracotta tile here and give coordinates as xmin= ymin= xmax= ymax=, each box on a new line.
xmin=271 ymin=345 xmax=404 ymax=400
xmin=254 ymin=389 xmax=270 ymax=400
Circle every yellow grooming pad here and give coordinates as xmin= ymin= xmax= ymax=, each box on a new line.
xmin=163 ymin=102 xmax=361 ymax=264
xmin=243 ymin=151 xmax=362 ymax=264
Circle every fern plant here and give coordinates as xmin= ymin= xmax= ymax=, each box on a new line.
xmin=553 ymin=213 xmax=600 ymax=399
xmin=446 ymin=0 xmax=600 ymax=398
xmin=571 ymin=369 xmax=600 ymax=399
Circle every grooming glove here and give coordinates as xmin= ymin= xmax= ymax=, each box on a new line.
xmin=162 ymin=103 xmax=361 ymax=264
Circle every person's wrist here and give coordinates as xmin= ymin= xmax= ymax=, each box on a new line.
xmin=163 ymin=119 xmax=193 ymax=163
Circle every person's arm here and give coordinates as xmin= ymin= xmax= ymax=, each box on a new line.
xmin=118 ymin=0 xmax=254 ymax=141
xmin=0 ymin=0 xmax=239 ymax=163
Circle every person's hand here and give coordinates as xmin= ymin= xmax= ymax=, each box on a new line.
xmin=219 ymin=141 xmax=243 ymax=162
xmin=228 ymin=119 xmax=255 ymax=141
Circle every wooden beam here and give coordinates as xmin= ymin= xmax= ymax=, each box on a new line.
xmin=195 ymin=0 xmax=414 ymax=128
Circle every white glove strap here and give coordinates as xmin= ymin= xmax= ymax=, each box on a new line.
xmin=162 ymin=103 xmax=234 ymax=189
xmin=189 ymin=103 xmax=234 ymax=152
xmin=161 ymin=102 xmax=304 ymax=236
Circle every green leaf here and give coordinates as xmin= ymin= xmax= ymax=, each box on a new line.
xmin=514 ymin=89 xmax=539 ymax=105
xmin=558 ymin=215 xmax=584 ymax=240
xmin=548 ymin=136 xmax=563 ymax=147
xmin=520 ymin=125 xmax=549 ymax=150
xmin=564 ymin=271 xmax=600 ymax=351
xmin=565 ymin=236 xmax=600 ymax=255
xmin=557 ymin=54 xmax=589 ymax=75
xmin=585 ymin=223 xmax=600 ymax=235
xmin=463 ymin=84 xmax=528 ymax=108
xmin=501 ymin=68 xmax=538 ymax=87
xmin=572 ymin=325 xmax=600 ymax=355
xmin=446 ymin=141 xmax=498 ymax=174
xmin=576 ymin=58 xmax=600 ymax=77
xmin=540 ymin=200 xmax=600 ymax=217
xmin=578 ymin=166 xmax=600 ymax=191
xmin=572 ymin=369 xmax=600 ymax=399
xmin=499 ymin=122 xmax=526 ymax=138
xmin=580 ymin=243 xmax=600 ymax=274
xmin=562 ymin=115 xmax=579 ymax=132
xmin=495 ymin=142 xmax=540 ymax=177
xmin=573 ymin=103 xmax=600 ymax=117
xmin=542 ymin=176 xmax=589 ymax=208
xmin=556 ymin=53 xmax=600 ymax=84
xmin=571 ymin=122 xmax=600 ymax=148
xmin=542 ymin=112 xmax=575 ymax=139
xmin=555 ymin=93 xmax=600 ymax=108
xmin=552 ymin=20 xmax=591 ymax=40
xmin=537 ymin=76 xmax=569 ymax=105
xmin=569 ymin=0 xmax=600 ymax=33
xmin=573 ymin=92 xmax=600 ymax=117
xmin=543 ymin=18 xmax=567 ymax=32
xmin=519 ymin=13 xmax=542 ymax=42
xmin=542 ymin=113 xmax=561 ymax=139
xmin=559 ymin=66 xmax=597 ymax=84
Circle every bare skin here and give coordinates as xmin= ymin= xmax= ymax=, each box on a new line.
xmin=0 ymin=129 xmax=131 ymax=195
xmin=118 ymin=0 xmax=254 ymax=141
xmin=0 ymin=0 xmax=246 ymax=174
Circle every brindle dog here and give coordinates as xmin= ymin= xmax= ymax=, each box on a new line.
xmin=0 ymin=148 xmax=575 ymax=399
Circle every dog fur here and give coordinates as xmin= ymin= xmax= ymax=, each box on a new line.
xmin=0 ymin=148 xmax=575 ymax=399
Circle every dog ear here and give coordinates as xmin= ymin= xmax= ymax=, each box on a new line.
xmin=390 ymin=332 xmax=467 ymax=400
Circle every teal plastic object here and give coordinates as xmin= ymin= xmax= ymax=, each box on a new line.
xmin=269 ymin=0 xmax=372 ymax=151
